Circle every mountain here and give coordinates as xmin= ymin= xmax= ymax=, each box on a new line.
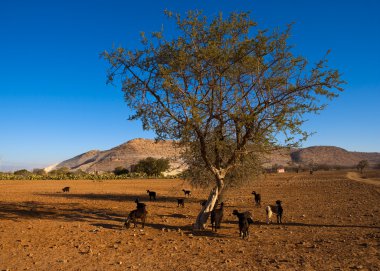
xmin=46 ymin=138 xmax=184 ymax=174
xmin=46 ymin=139 xmax=380 ymax=173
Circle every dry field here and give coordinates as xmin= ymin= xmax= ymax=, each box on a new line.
xmin=0 ymin=171 xmax=379 ymax=271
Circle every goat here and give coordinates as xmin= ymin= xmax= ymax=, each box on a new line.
xmin=251 ymin=191 xmax=261 ymax=206
xmin=177 ymin=198 xmax=185 ymax=208
xmin=232 ymin=210 xmax=254 ymax=239
xmin=62 ymin=186 xmax=70 ymax=192
xmin=182 ymin=189 xmax=191 ymax=197
xmin=265 ymin=200 xmax=283 ymax=224
xmin=146 ymin=190 xmax=156 ymax=201
xmin=124 ymin=208 xmax=148 ymax=229
xmin=211 ymin=202 xmax=224 ymax=232
xmin=134 ymin=198 xmax=146 ymax=210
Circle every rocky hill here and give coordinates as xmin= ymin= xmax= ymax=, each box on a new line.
xmin=47 ymin=139 xmax=380 ymax=173
xmin=48 ymin=138 xmax=184 ymax=174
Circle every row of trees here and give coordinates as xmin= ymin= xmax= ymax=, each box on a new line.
xmin=0 ymin=157 xmax=171 ymax=180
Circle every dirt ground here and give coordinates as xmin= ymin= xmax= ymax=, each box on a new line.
xmin=0 ymin=171 xmax=379 ymax=271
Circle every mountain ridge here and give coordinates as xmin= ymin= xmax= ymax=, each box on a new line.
xmin=46 ymin=139 xmax=380 ymax=173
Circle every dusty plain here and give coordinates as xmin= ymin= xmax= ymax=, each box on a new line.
xmin=0 ymin=171 xmax=379 ymax=270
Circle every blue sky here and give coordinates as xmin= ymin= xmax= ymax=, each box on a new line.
xmin=1 ymin=0 xmax=379 ymax=170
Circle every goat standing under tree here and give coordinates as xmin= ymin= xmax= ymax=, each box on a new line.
xmin=103 ymin=10 xmax=344 ymax=230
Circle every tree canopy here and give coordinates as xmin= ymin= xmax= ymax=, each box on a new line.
xmin=133 ymin=157 xmax=170 ymax=177
xmin=357 ymin=160 xmax=369 ymax=174
xmin=103 ymin=10 xmax=344 ymax=228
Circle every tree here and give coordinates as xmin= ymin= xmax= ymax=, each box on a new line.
xmin=13 ymin=169 xmax=31 ymax=176
xmin=134 ymin=157 xmax=170 ymax=176
xmin=33 ymin=168 xmax=46 ymax=175
xmin=103 ymin=10 xmax=344 ymax=229
xmin=357 ymin=160 xmax=369 ymax=174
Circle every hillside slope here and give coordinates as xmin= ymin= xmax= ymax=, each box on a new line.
xmin=47 ymin=139 xmax=380 ymax=173
xmin=48 ymin=138 xmax=183 ymax=173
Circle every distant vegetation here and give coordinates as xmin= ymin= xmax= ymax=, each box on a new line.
xmin=266 ymin=163 xmax=359 ymax=174
xmin=1 ymin=162 xmax=369 ymax=181
xmin=0 ymin=157 xmax=173 ymax=180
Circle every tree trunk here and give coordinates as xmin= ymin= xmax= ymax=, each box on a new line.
xmin=193 ymin=186 xmax=219 ymax=230
xmin=193 ymin=176 xmax=225 ymax=230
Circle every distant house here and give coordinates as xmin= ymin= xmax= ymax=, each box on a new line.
xmin=277 ymin=168 xmax=285 ymax=173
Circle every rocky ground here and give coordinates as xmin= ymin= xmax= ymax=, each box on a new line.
xmin=0 ymin=171 xmax=379 ymax=270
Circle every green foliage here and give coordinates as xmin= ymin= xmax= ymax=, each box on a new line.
xmin=0 ymin=165 xmax=178 ymax=181
xmin=33 ymin=168 xmax=46 ymax=175
xmin=102 ymin=10 xmax=343 ymax=189
xmin=133 ymin=157 xmax=170 ymax=176
xmin=13 ymin=169 xmax=31 ymax=176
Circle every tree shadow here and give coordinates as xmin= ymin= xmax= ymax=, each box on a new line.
xmin=0 ymin=201 xmax=125 ymax=223
xmin=157 ymin=213 xmax=193 ymax=219
xmin=36 ymin=192 xmax=203 ymax=205
xmin=143 ymin=222 xmax=192 ymax=232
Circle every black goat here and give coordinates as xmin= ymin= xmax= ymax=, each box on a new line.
xmin=232 ymin=210 xmax=254 ymax=239
xmin=251 ymin=191 xmax=261 ymax=206
xmin=62 ymin=186 xmax=70 ymax=192
xmin=211 ymin=202 xmax=224 ymax=232
xmin=266 ymin=200 xmax=283 ymax=224
xmin=177 ymin=198 xmax=185 ymax=208
xmin=146 ymin=190 xmax=156 ymax=201
xmin=182 ymin=189 xmax=191 ymax=197
xmin=124 ymin=208 xmax=148 ymax=229
xmin=134 ymin=198 xmax=146 ymax=210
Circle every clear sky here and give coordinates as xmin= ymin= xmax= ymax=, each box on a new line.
xmin=1 ymin=0 xmax=379 ymax=171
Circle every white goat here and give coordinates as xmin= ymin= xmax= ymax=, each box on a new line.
xmin=266 ymin=200 xmax=283 ymax=224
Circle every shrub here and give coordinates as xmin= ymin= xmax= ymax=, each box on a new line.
xmin=113 ymin=166 xmax=129 ymax=175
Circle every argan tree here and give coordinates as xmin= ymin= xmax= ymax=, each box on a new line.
xmin=103 ymin=10 xmax=344 ymax=229
xmin=357 ymin=160 xmax=369 ymax=174
xmin=134 ymin=157 xmax=170 ymax=177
